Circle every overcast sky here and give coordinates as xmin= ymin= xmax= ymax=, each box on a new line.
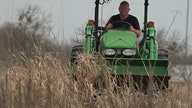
xmin=0 ymin=0 xmax=191 ymax=46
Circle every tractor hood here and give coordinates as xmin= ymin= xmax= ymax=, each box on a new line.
xmin=101 ymin=29 xmax=138 ymax=48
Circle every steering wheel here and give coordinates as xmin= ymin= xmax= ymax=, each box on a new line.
xmin=111 ymin=21 xmax=131 ymax=30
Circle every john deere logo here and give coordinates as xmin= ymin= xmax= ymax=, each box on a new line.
xmin=117 ymin=50 xmax=121 ymax=55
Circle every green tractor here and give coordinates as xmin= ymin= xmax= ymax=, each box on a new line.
xmin=71 ymin=0 xmax=170 ymax=92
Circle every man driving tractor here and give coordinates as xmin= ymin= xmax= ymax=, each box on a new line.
xmin=105 ymin=1 xmax=141 ymax=37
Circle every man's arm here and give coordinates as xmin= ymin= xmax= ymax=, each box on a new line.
xmin=130 ymin=16 xmax=141 ymax=37
xmin=129 ymin=26 xmax=141 ymax=37
xmin=105 ymin=16 xmax=114 ymax=30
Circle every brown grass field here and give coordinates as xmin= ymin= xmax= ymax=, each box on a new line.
xmin=0 ymin=53 xmax=191 ymax=108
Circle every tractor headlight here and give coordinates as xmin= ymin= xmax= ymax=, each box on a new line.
xmin=71 ymin=45 xmax=83 ymax=56
xmin=71 ymin=50 xmax=82 ymax=56
xmin=122 ymin=49 xmax=136 ymax=56
xmin=103 ymin=49 xmax=116 ymax=56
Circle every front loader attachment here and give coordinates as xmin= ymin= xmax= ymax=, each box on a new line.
xmin=106 ymin=58 xmax=168 ymax=75
xmin=105 ymin=58 xmax=170 ymax=91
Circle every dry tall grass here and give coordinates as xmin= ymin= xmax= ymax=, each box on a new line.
xmin=0 ymin=53 xmax=191 ymax=108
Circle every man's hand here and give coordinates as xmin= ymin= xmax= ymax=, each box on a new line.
xmin=129 ymin=26 xmax=141 ymax=37
xmin=129 ymin=26 xmax=134 ymax=31
xmin=105 ymin=23 xmax=113 ymax=30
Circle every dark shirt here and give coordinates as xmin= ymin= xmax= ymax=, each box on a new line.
xmin=106 ymin=14 xmax=140 ymax=30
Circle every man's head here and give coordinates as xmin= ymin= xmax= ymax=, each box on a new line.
xmin=119 ymin=1 xmax=130 ymax=16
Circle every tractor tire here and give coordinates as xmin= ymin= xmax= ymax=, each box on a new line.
xmin=158 ymin=48 xmax=168 ymax=59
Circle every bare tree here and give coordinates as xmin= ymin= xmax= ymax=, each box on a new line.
xmin=0 ymin=5 xmax=70 ymax=67
xmin=156 ymin=28 xmax=192 ymax=81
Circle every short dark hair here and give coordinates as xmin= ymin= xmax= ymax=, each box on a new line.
xmin=120 ymin=1 xmax=129 ymax=6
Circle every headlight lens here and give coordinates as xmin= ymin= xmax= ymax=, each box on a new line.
xmin=122 ymin=49 xmax=136 ymax=56
xmin=104 ymin=49 xmax=116 ymax=56
xmin=71 ymin=50 xmax=82 ymax=56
